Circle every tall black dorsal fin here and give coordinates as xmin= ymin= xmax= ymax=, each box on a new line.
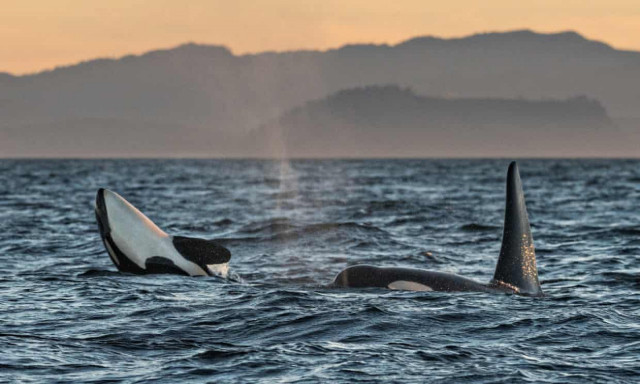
xmin=492 ymin=162 xmax=543 ymax=296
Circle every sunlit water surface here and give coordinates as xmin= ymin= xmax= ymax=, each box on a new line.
xmin=1 ymin=159 xmax=639 ymax=383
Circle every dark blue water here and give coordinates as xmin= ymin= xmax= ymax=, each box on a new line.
xmin=1 ymin=159 xmax=639 ymax=383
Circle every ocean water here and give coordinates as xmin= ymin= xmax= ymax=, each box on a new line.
xmin=1 ymin=159 xmax=639 ymax=383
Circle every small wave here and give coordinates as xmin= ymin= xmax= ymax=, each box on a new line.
xmin=214 ymin=218 xmax=234 ymax=226
xmin=302 ymin=222 xmax=385 ymax=235
xmin=77 ymin=269 xmax=122 ymax=277
xmin=415 ymin=347 xmax=475 ymax=363
xmin=237 ymin=218 xmax=296 ymax=235
xmin=609 ymin=226 xmax=640 ymax=236
xmin=459 ymin=223 xmax=500 ymax=232
xmin=228 ymin=220 xmax=386 ymax=245
xmin=194 ymin=348 xmax=254 ymax=360
xmin=540 ymin=278 xmax=584 ymax=285
xmin=603 ymin=272 xmax=640 ymax=283
xmin=270 ymin=191 xmax=298 ymax=200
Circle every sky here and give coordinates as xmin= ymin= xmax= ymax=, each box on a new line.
xmin=1 ymin=0 xmax=640 ymax=75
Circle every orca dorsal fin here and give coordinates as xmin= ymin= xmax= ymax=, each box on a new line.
xmin=492 ymin=162 xmax=543 ymax=296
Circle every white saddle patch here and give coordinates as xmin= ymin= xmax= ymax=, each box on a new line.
xmin=388 ymin=280 xmax=433 ymax=292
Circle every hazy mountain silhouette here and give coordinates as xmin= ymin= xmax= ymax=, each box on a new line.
xmin=1 ymin=30 xmax=639 ymax=157
xmin=252 ymin=86 xmax=627 ymax=158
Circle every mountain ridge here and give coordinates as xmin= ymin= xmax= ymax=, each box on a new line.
xmin=1 ymin=29 xmax=639 ymax=157
xmin=5 ymin=30 xmax=637 ymax=78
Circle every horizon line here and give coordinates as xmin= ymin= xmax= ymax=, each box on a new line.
xmin=2 ymin=155 xmax=639 ymax=161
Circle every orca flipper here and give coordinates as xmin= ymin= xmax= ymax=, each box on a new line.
xmin=492 ymin=162 xmax=543 ymax=296
xmin=145 ymin=256 xmax=190 ymax=276
xmin=172 ymin=236 xmax=231 ymax=266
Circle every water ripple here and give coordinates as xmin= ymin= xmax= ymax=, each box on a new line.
xmin=1 ymin=159 xmax=639 ymax=383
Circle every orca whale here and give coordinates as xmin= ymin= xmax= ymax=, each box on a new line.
xmin=95 ymin=189 xmax=231 ymax=277
xmin=332 ymin=162 xmax=543 ymax=296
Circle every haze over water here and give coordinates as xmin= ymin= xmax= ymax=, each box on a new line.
xmin=1 ymin=159 xmax=638 ymax=383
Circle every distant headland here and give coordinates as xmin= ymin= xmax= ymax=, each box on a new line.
xmin=1 ymin=30 xmax=639 ymax=158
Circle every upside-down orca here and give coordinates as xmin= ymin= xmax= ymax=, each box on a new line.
xmin=332 ymin=162 xmax=544 ymax=296
xmin=95 ymin=189 xmax=231 ymax=277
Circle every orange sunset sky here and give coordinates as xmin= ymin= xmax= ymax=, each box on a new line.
xmin=2 ymin=0 xmax=639 ymax=75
